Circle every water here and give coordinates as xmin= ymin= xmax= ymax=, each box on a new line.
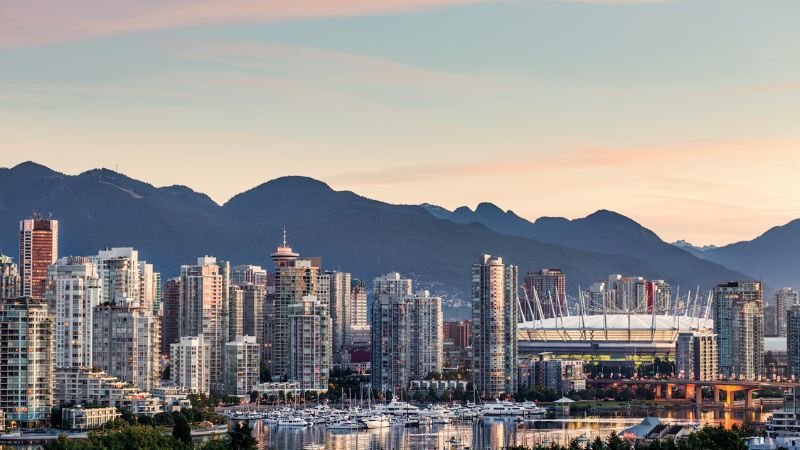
xmin=250 ymin=405 xmax=780 ymax=450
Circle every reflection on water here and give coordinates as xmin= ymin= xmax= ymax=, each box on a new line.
xmin=247 ymin=405 xmax=780 ymax=450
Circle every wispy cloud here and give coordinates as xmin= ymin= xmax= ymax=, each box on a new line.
xmin=1 ymin=0 xmax=673 ymax=48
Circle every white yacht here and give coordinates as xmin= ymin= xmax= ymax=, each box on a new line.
xmin=420 ymin=405 xmax=454 ymax=424
xmin=362 ymin=415 xmax=391 ymax=429
xmin=521 ymin=401 xmax=548 ymax=416
xmin=480 ymin=400 xmax=526 ymax=416
xmin=327 ymin=420 xmax=362 ymax=431
xmin=278 ymin=416 xmax=309 ymax=427
xmin=375 ymin=399 xmax=420 ymax=416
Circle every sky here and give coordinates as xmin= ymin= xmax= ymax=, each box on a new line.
xmin=2 ymin=0 xmax=799 ymax=246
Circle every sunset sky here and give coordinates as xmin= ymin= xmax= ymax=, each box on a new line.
xmin=2 ymin=0 xmax=799 ymax=246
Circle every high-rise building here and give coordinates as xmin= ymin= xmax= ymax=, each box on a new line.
xmin=788 ymin=305 xmax=800 ymax=378
xmin=371 ymin=271 xmax=444 ymax=392
xmin=777 ymin=288 xmax=800 ymax=337
xmin=766 ymin=305 xmax=779 ymax=337
xmin=170 ymin=336 xmax=210 ymax=394
xmin=676 ymin=330 xmax=718 ymax=381
xmin=19 ymin=217 xmax=58 ymax=299
xmin=180 ymin=256 xmax=229 ymax=393
xmin=270 ymin=238 xmax=318 ymax=379
xmin=0 ymin=254 xmax=20 ymax=299
xmin=288 ymin=295 xmax=330 ymax=392
xmin=472 ymin=254 xmax=518 ymax=399
xmin=523 ymin=269 xmax=566 ymax=320
xmin=372 ymin=272 xmax=413 ymax=299
xmin=713 ymin=281 xmax=764 ymax=380
xmin=229 ymin=285 xmax=244 ymax=342
xmin=444 ymin=320 xmax=472 ymax=349
xmin=90 ymin=248 xmax=141 ymax=306
xmin=93 ymin=304 xmax=161 ymax=391
xmin=88 ymin=248 xmax=161 ymax=391
xmin=583 ymin=275 xmax=671 ymax=315
xmin=231 ymin=265 xmax=268 ymax=289
xmin=326 ymin=271 xmax=352 ymax=365
xmin=350 ymin=279 xmax=368 ymax=327
xmin=161 ymin=278 xmax=181 ymax=356
xmin=224 ymin=335 xmax=260 ymax=397
xmin=47 ymin=257 xmax=102 ymax=369
xmin=0 ymin=297 xmax=53 ymax=427
xmin=241 ymin=284 xmax=266 ymax=346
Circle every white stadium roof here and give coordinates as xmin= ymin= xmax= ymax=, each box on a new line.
xmin=518 ymin=314 xmax=713 ymax=331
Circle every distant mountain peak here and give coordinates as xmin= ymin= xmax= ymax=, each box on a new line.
xmin=8 ymin=161 xmax=60 ymax=177
xmin=262 ymin=176 xmax=333 ymax=192
xmin=474 ymin=202 xmax=505 ymax=215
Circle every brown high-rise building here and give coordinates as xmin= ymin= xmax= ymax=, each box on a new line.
xmin=161 ymin=278 xmax=181 ymax=355
xmin=19 ymin=217 xmax=58 ymax=299
xmin=444 ymin=320 xmax=472 ymax=349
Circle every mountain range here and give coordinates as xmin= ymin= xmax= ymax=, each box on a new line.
xmin=0 ymin=161 xmax=791 ymax=316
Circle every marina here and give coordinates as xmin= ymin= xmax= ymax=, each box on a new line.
xmin=224 ymin=400 xmax=783 ymax=449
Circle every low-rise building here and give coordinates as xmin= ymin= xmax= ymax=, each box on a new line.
xmin=62 ymin=406 xmax=121 ymax=430
xmin=55 ymin=368 xmax=162 ymax=416
xmin=151 ymin=386 xmax=193 ymax=412
xmin=518 ymin=353 xmax=585 ymax=393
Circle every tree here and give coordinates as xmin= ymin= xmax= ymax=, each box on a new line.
xmin=229 ymin=421 xmax=259 ymax=450
xmin=172 ymin=414 xmax=192 ymax=445
xmin=606 ymin=431 xmax=629 ymax=450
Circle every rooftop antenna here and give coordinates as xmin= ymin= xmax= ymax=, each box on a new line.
xmin=282 ymin=226 xmax=288 ymax=247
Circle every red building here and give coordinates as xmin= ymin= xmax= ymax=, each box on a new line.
xmin=19 ymin=217 xmax=58 ymax=299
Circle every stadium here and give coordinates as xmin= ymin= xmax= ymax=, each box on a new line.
xmin=517 ymin=314 xmax=714 ymax=363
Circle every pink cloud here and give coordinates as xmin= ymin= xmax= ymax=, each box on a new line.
xmin=0 ymin=0 xmax=673 ymax=48
xmin=0 ymin=0 xmax=490 ymax=48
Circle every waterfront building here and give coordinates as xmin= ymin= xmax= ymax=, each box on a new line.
xmin=270 ymin=236 xmax=319 ymax=379
xmin=676 ymin=330 xmax=718 ymax=381
xmin=288 ymin=295 xmax=330 ymax=392
xmin=0 ymin=297 xmax=53 ymax=427
xmin=224 ymin=335 xmax=260 ymax=397
xmin=179 ymin=256 xmax=229 ymax=393
xmin=472 ymin=254 xmax=518 ymax=398
xmin=19 ymin=216 xmax=58 ymax=298
xmin=371 ymin=279 xmax=444 ymax=393
xmin=171 ymin=336 xmax=210 ymax=394
xmin=47 ymin=257 xmax=102 ymax=369
xmin=713 ymin=281 xmax=765 ymax=379
xmin=62 ymin=406 xmax=121 ymax=431
xmin=55 ymin=367 xmax=162 ymax=415
xmin=0 ymin=254 xmax=20 ymax=299
xmin=523 ymin=269 xmax=567 ymax=320
xmin=160 ymin=278 xmax=181 ymax=355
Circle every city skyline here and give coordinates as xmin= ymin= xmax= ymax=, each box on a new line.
xmin=3 ymin=0 xmax=800 ymax=246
